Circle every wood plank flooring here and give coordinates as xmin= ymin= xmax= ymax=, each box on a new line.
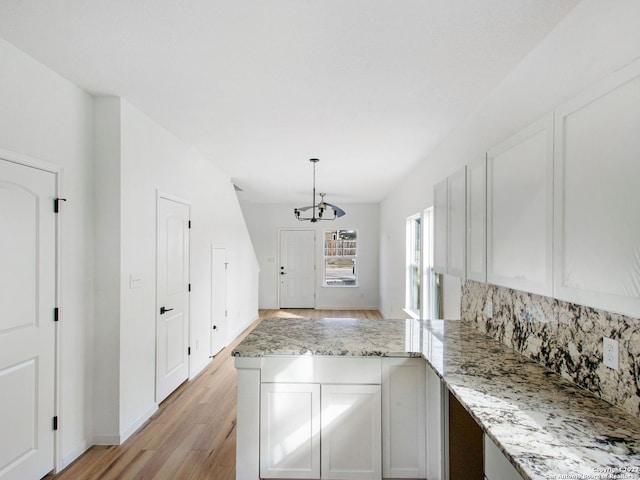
xmin=44 ymin=309 xmax=382 ymax=480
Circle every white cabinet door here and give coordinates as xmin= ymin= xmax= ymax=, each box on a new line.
xmin=382 ymin=358 xmax=426 ymax=478
xmin=260 ymin=383 xmax=321 ymax=479
xmin=487 ymin=115 xmax=554 ymax=296
xmin=467 ymin=158 xmax=487 ymax=282
xmin=447 ymin=166 xmax=467 ymax=278
xmin=321 ymin=384 xmax=382 ymax=480
xmin=554 ymin=58 xmax=640 ymax=318
xmin=433 ymin=178 xmax=448 ymax=275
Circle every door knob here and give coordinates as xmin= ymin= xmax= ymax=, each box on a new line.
xmin=280 ymin=271 xmax=286 ymax=275
xmin=160 ymin=306 xmax=174 ymax=314
xmin=213 ymin=325 xmax=218 ymax=330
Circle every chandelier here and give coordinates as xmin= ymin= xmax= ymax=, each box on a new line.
xmin=294 ymin=158 xmax=346 ymax=222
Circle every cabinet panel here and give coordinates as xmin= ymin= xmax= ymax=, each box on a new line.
xmin=484 ymin=435 xmax=523 ymax=480
xmin=260 ymin=383 xmax=321 ymax=479
xmin=447 ymin=166 xmax=467 ymax=278
xmin=433 ymin=178 xmax=448 ymax=275
xmin=554 ymin=59 xmax=640 ymax=317
xmin=487 ymin=115 xmax=553 ymax=296
xmin=466 ymin=158 xmax=487 ymax=282
xmin=426 ymin=364 xmax=443 ymax=480
xmin=321 ymin=384 xmax=382 ymax=480
xmin=261 ymin=356 xmax=381 ymax=384
xmin=382 ymin=358 xmax=426 ymax=478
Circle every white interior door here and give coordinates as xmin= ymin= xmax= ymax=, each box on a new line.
xmin=156 ymin=195 xmax=190 ymax=403
xmin=210 ymin=246 xmax=227 ymax=357
xmin=0 ymin=159 xmax=56 ymax=480
xmin=279 ymin=230 xmax=315 ymax=308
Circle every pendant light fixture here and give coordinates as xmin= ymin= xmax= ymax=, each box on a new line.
xmin=294 ymin=158 xmax=346 ymax=222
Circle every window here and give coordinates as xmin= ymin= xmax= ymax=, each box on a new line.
xmin=406 ymin=214 xmax=421 ymax=315
xmin=423 ymin=207 xmax=434 ymax=319
xmin=324 ymin=229 xmax=357 ymax=286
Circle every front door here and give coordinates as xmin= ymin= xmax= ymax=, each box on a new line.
xmin=210 ymin=246 xmax=227 ymax=357
xmin=156 ymin=195 xmax=190 ymax=403
xmin=0 ymin=159 xmax=56 ymax=480
xmin=279 ymin=230 xmax=315 ymax=308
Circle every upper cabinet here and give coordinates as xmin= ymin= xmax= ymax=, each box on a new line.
xmin=487 ymin=114 xmax=554 ymax=297
xmin=447 ymin=166 xmax=467 ymax=279
xmin=554 ymin=59 xmax=640 ymax=318
xmin=434 ymin=167 xmax=466 ymax=279
xmin=466 ymin=158 xmax=487 ymax=282
xmin=433 ymin=178 xmax=448 ymax=275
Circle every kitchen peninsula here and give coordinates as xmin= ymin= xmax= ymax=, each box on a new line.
xmin=233 ymin=317 xmax=640 ymax=480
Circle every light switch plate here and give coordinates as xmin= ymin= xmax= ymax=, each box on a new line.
xmin=603 ymin=337 xmax=619 ymax=370
xmin=130 ymin=273 xmax=142 ymax=289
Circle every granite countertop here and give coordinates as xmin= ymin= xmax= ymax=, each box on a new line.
xmin=232 ymin=317 xmax=640 ymax=480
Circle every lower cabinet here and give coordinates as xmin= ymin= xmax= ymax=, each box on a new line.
xmin=243 ymin=356 xmax=429 ymax=480
xmin=260 ymin=383 xmax=321 ymax=479
xmin=321 ymin=384 xmax=382 ymax=480
xmin=382 ymin=358 xmax=426 ymax=479
xmin=260 ymin=382 xmax=382 ymax=480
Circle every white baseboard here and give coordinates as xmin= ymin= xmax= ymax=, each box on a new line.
xmin=91 ymin=433 xmax=122 ymax=445
xmin=93 ymin=403 xmax=158 ymax=446
xmin=58 ymin=438 xmax=93 ymax=472
xmin=190 ymin=356 xmax=212 ymax=378
xmin=119 ymin=403 xmax=158 ymax=444
xmin=313 ymin=305 xmax=381 ymax=311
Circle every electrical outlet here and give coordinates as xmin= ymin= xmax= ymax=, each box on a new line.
xmin=603 ymin=337 xmax=619 ymax=370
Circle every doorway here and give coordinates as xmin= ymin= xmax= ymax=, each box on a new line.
xmin=210 ymin=246 xmax=227 ymax=357
xmin=156 ymin=193 xmax=190 ymax=403
xmin=279 ymin=230 xmax=315 ymax=308
xmin=0 ymin=156 xmax=57 ymax=479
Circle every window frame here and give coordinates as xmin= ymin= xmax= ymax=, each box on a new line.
xmin=322 ymin=229 xmax=358 ymax=287
xmin=405 ymin=213 xmax=422 ymax=317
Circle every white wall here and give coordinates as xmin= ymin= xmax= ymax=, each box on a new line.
xmin=379 ymin=0 xmax=640 ymax=318
xmin=241 ymin=202 xmax=379 ymax=310
xmin=90 ymin=97 xmax=261 ymax=443
xmin=0 ymin=38 xmax=95 ymax=467
xmin=118 ymin=99 xmax=260 ymax=437
xmin=92 ymin=97 xmax=122 ymax=443
xmin=0 ymin=35 xmax=260 ymax=465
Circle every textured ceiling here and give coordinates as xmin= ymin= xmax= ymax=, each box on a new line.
xmin=0 ymin=0 xmax=579 ymax=204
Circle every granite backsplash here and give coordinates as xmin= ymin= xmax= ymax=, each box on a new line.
xmin=461 ymin=280 xmax=640 ymax=419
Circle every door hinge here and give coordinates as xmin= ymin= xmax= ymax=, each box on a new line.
xmin=188 ymin=220 xmax=191 ymax=229
xmin=225 ymin=310 xmax=228 ymax=317
xmin=188 ymin=283 xmax=191 ymax=292
xmin=53 ymin=416 xmax=58 ymax=431
xmin=54 ymin=307 xmax=59 ymax=322
xmin=53 ymin=198 xmax=67 ymax=213
xmin=188 ymin=347 xmax=191 ymax=356
xmin=225 ymin=262 xmax=229 ymax=270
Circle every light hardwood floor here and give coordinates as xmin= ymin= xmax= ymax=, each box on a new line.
xmin=44 ymin=309 xmax=382 ymax=480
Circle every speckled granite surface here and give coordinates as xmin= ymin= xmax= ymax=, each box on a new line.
xmin=461 ymin=280 xmax=640 ymax=420
xmin=233 ymin=317 xmax=640 ymax=480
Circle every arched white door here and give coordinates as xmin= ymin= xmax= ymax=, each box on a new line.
xmin=0 ymin=158 xmax=56 ymax=480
